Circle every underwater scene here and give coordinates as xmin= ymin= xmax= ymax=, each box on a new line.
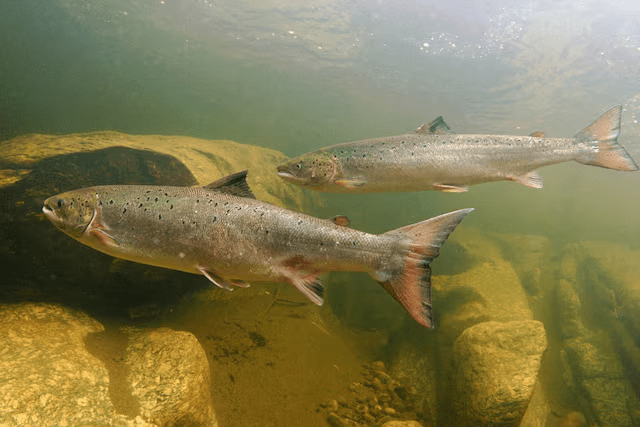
xmin=2 ymin=0 xmax=640 ymax=426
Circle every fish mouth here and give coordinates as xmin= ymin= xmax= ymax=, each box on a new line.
xmin=276 ymin=170 xmax=297 ymax=181
xmin=42 ymin=201 xmax=55 ymax=220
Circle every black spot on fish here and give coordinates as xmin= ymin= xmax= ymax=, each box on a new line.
xmin=214 ymin=202 xmax=218 ymax=207
xmin=265 ymin=230 xmax=269 ymax=234
xmin=352 ymin=241 xmax=357 ymax=246
xmin=122 ymin=208 xmax=127 ymax=214
xmin=362 ymin=154 xmax=366 ymax=158
xmin=139 ymin=203 xmax=143 ymax=208
xmin=224 ymin=202 xmax=229 ymax=206
xmin=182 ymin=220 xmax=186 ymax=225
xmin=320 ymin=242 xmax=323 ymax=246
xmin=99 ymin=201 xmax=103 ymax=206
xmin=170 ymin=204 xmax=174 ymax=209
xmin=155 ymin=197 xmax=158 ymax=202
xmin=196 ymin=199 xmax=200 ymax=203
xmin=164 ymin=192 xmax=168 ymax=196
xmin=158 ymin=214 xmax=162 ymax=220
xmin=401 ymin=140 xmax=405 ymax=144
xmin=212 ymin=215 xmax=217 ymax=223
xmin=109 ymin=200 xmax=114 ymax=204
xmin=298 ymin=220 xmax=303 ymax=225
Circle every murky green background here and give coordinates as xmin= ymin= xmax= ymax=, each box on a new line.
xmin=2 ymin=0 xmax=640 ymax=426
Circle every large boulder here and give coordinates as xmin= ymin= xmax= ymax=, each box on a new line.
xmin=389 ymin=229 xmax=540 ymax=427
xmin=555 ymin=241 xmax=640 ymax=427
xmin=0 ymin=303 xmax=216 ymax=426
xmin=0 ymin=132 xmax=313 ymax=317
xmin=123 ymin=327 xmax=215 ymax=426
xmin=432 ymin=228 xmax=534 ymax=341
xmin=451 ymin=320 xmax=547 ymax=427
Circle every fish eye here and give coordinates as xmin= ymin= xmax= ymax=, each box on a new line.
xmin=295 ymin=162 xmax=302 ymax=170
xmin=57 ymin=199 xmax=64 ymax=209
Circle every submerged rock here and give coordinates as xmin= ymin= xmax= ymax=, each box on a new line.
xmin=381 ymin=421 xmax=425 ymax=427
xmin=124 ymin=327 xmax=215 ymax=427
xmin=554 ymin=241 xmax=640 ymax=427
xmin=0 ymin=131 xmax=313 ymax=317
xmin=432 ymin=228 xmax=534 ymax=340
xmin=0 ymin=303 xmax=114 ymax=426
xmin=451 ymin=320 xmax=547 ymax=427
xmin=0 ymin=303 xmax=216 ymax=426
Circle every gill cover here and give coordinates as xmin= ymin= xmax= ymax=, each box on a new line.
xmin=43 ymin=193 xmax=97 ymax=238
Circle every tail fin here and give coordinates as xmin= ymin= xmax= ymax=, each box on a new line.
xmin=373 ymin=208 xmax=473 ymax=328
xmin=574 ymin=106 xmax=638 ymax=171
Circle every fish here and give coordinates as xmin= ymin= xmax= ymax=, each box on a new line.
xmin=276 ymin=106 xmax=638 ymax=193
xmin=42 ymin=171 xmax=472 ymax=328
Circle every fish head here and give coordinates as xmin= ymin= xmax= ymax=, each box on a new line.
xmin=276 ymin=152 xmax=337 ymax=187
xmin=43 ymin=189 xmax=98 ymax=238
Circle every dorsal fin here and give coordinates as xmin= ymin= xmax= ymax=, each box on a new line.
xmin=414 ymin=116 xmax=455 ymax=135
xmin=529 ymin=131 xmax=545 ymax=138
xmin=203 ymin=170 xmax=256 ymax=199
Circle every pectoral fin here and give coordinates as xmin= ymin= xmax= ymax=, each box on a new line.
xmin=508 ymin=171 xmax=543 ymax=188
xmin=335 ymin=178 xmax=367 ymax=189
xmin=88 ymin=228 xmax=119 ymax=248
xmin=433 ymin=183 xmax=468 ymax=193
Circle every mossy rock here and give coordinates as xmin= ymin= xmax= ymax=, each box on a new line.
xmin=0 ymin=131 xmax=314 ymax=318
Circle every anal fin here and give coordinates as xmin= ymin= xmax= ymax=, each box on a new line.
xmin=291 ymin=277 xmax=324 ymax=306
xmin=272 ymin=264 xmax=324 ymax=305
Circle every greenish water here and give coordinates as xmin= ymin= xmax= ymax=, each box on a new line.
xmin=2 ymin=1 xmax=640 ymax=426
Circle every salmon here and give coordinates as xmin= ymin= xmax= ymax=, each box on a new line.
xmin=276 ymin=106 xmax=638 ymax=193
xmin=42 ymin=171 xmax=472 ymax=328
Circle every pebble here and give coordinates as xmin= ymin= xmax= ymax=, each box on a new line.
xmin=370 ymin=361 xmax=386 ymax=371
xmin=384 ymin=407 xmax=397 ymax=415
xmin=363 ymin=413 xmax=376 ymax=423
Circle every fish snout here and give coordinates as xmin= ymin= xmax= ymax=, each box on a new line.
xmin=276 ymin=164 xmax=298 ymax=181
